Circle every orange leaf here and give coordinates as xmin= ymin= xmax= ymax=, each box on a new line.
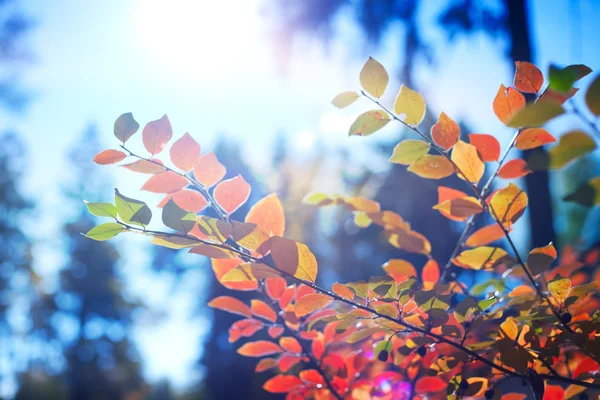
xmin=431 ymin=112 xmax=460 ymax=150
xmin=422 ymin=259 xmax=440 ymax=290
xmin=268 ymin=326 xmax=284 ymax=339
xmin=208 ymin=295 xmax=251 ymax=318
xmin=193 ymin=152 xmax=226 ymax=188
xmin=453 ymin=247 xmax=514 ymax=270
xmin=493 ymin=84 xmax=526 ymax=124
xmin=93 ymin=149 xmax=127 ymax=165
xmin=386 ymin=229 xmax=431 ymax=255
xmin=246 ymin=193 xmax=285 ymax=236
xmin=265 ymin=277 xmax=286 ymax=300
xmin=527 ymin=242 xmax=557 ymax=276
xmin=498 ymin=159 xmax=531 ymax=179
xmin=465 ymin=224 xmax=505 ymax=247
xmin=170 ymin=132 xmax=200 ymax=171
xmin=294 ymin=293 xmax=332 ymax=317
xmin=142 ymin=114 xmax=173 ymax=155
xmin=489 ymin=183 xmax=528 ymax=227
xmin=262 ymin=375 xmax=302 ymax=393
xmin=141 ymin=171 xmax=188 ymax=193
xmin=251 ymin=300 xmax=277 ymax=322
xmin=415 ymin=376 xmax=446 ymax=393
xmin=122 ymin=158 xmax=165 ymax=174
xmin=514 ymin=61 xmax=544 ymax=93
xmin=237 ymin=340 xmax=283 ymax=357
xmin=231 ymin=221 xmax=270 ymax=255
xmin=211 ymin=258 xmax=258 ymax=291
xmin=270 ymin=237 xmax=318 ymax=282
xmin=228 ymin=318 xmax=264 ymax=343
xmin=255 ymin=358 xmax=277 ymax=373
xmin=332 ymin=282 xmax=354 ymax=300
xmin=451 ymin=140 xmax=485 ymax=184
xmin=278 ymin=353 xmax=302 ymax=372
xmin=407 ymin=155 xmax=455 ymax=179
xmin=433 ymin=196 xmax=483 ymax=218
xmin=382 ymin=260 xmax=416 ymax=282
xmin=158 ymin=189 xmax=207 ymax=213
xmin=214 ymin=175 xmax=251 ymax=215
xmin=279 ymin=337 xmax=302 ymax=353
xmin=437 ymin=186 xmax=469 ymax=222
xmin=515 ymin=128 xmax=556 ymax=150
xmin=469 ymin=134 xmax=500 ymax=162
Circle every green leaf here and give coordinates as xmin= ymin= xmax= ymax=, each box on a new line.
xmin=548 ymin=130 xmax=596 ymax=169
xmin=470 ymin=278 xmax=505 ymax=296
xmin=586 ymin=75 xmax=600 ymax=116
xmin=507 ymin=100 xmax=565 ymax=128
xmin=114 ymin=112 xmax=140 ymax=143
xmin=162 ymin=198 xmax=197 ymax=233
xmin=348 ymin=110 xmax=390 ymax=136
xmin=331 ymin=91 xmax=359 ymax=109
xmin=150 ymin=235 xmax=200 ymax=249
xmin=359 ymin=57 xmax=388 ymax=99
xmin=549 ymin=64 xmax=578 ymax=93
xmin=85 ymin=223 xmax=125 ymax=241
xmin=114 ymin=189 xmax=152 ymax=227
xmin=564 ymin=177 xmax=600 ymax=207
xmin=389 ymin=139 xmax=430 ymax=165
xmin=84 ymin=201 xmax=117 ymax=218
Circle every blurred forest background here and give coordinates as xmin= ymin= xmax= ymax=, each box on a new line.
xmin=1 ymin=0 xmax=599 ymax=399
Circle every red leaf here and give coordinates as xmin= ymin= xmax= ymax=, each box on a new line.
xmin=251 ymin=300 xmax=277 ymax=322
xmin=415 ymin=376 xmax=446 ymax=393
xmin=279 ymin=285 xmax=296 ymax=309
xmin=209 ymin=296 xmax=251 ymax=318
xmin=246 ymin=193 xmax=285 ymax=236
xmin=214 ymin=175 xmax=251 ymax=215
xmin=122 ymin=159 xmax=165 ymax=174
xmin=312 ymin=337 xmax=325 ymax=359
xmin=493 ymin=85 xmax=526 ymax=124
xmin=279 ymin=337 xmax=303 ymax=353
xmin=142 ymin=114 xmax=173 ymax=155
xmin=498 ymin=159 xmax=532 ymax=179
xmin=278 ymin=353 xmax=302 ymax=372
xmin=93 ymin=149 xmax=127 ymax=165
xmin=193 ymin=152 xmax=226 ymax=188
xmin=158 ymin=189 xmax=207 ymax=213
xmin=170 ymin=132 xmax=201 ymax=171
xmin=430 ymin=112 xmax=460 ymax=150
xmin=255 ymin=358 xmax=277 ymax=373
xmin=268 ymin=326 xmax=284 ymax=339
xmin=422 ymin=259 xmax=440 ymax=290
xmin=514 ymin=61 xmax=544 ymax=93
xmin=238 ymin=340 xmax=283 ymax=357
xmin=263 ymin=375 xmax=303 ymax=393
xmin=228 ymin=318 xmax=264 ymax=343
xmin=515 ymin=128 xmax=556 ymax=150
xmin=265 ymin=277 xmax=286 ymax=300
xmin=542 ymin=385 xmax=564 ymax=400
xmin=469 ymin=134 xmax=500 ymax=162
xmin=141 ymin=171 xmax=188 ymax=193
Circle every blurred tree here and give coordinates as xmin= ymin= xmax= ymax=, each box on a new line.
xmin=50 ymin=125 xmax=145 ymax=400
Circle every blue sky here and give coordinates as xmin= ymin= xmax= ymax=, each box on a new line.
xmin=4 ymin=0 xmax=600 ymax=392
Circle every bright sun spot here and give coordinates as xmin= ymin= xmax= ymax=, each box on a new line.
xmin=294 ymin=130 xmax=316 ymax=151
xmin=135 ymin=0 xmax=263 ymax=79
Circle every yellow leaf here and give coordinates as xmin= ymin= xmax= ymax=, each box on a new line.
xmin=453 ymin=247 xmax=514 ymax=270
xmin=359 ymin=57 xmax=389 ymax=98
xmin=386 ymin=229 xmax=431 ymax=255
xmin=498 ymin=317 xmax=519 ymax=341
xmin=332 ymin=91 xmax=359 ymax=109
xmin=433 ymin=196 xmax=483 ymax=218
xmin=585 ymin=74 xmax=600 ymax=116
xmin=389 ymin=139 xmax=430 ymax=165
xmin=393 ymin=85 xmax=426 ymax=126
xmin=270 ymin=237 xmax=318 ymax=283
xmin=507 ymin=100 xmax=565 ymax=128
xmin=197 ymin=216 xmax=231 ymax=243
xmin=294 ymin=293 xmax=332 ymax=317
xmin=489 ymin=183 xmax=528 ymax=227
xmin=407 ymin=155 xmax=455 ymax=179
xmin=548 ymin=278 xmax=571 ymax=304
xmin=549 ymin=130 xmax=596 ymax=169
xmin=451 ymin=140 xmax=485 ymax=184
xmin=349 ymin=110 xmax=390 ymax=136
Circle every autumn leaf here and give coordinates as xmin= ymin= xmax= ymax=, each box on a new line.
xmin=208 ymin=296 xmax=251 ymax=318
xmin=141 ymin=171 xmax=188 ymax=193
xmin=407 ymin=155 xmax=455 ymax=179
xmin=586 ymin=74 xmax=600 ymax=115
xmin=493 ymin=84 xmax=525 ymax=124
xmin=359 ymin=57 xmax=388 ymax=99
xmin=386 ymin=228 xmax=431 ymax=255
xmin=465 ymin=224 xmax=505 ymax=247
xmin=431 ymin=112 xmax=460 ymax=150
xmin=451 ymin=140 xmax=485 ymax=184
xmin=270 ymin=237 xmax=318 ymax=283
xmin=331 ymin=283 xmax=354 ymax=300
xmin=193 ymin=152 xmax=227 ymax=188
xmin=114 ymin=189 xmax=152 ymax=227
xmin=453 ymin=247 xmax=514 ymax=270
xmin=507 ymin=100 xmax=565 ymax=128
xmin=265 ymin=277 xmax=286 ymax=300
xmin=211 ymin=258 xmax=258 ymax=291
xmin=170 ymin=132 xmax=200 ymax=171
xmin=468 ymin=134 xmax=500 ymax=162
xmin=238 ymin=341 xmax=283 ymax=357
xmin=527 ymin=243 xmax=557 ymax=276
xmin=162 ymin=198 xmax=196 ymax=233
xmin=393 ymin=85 xmax=426 ymax=126
xmin=548 ymin=130 xmax=597 ymax=169
xmin=437 ymin=186 xmax=468 ymax=222
xmin=389 ymin=139 xmax=430 ymax=165
xmin=230 ymin=221 xmax=270 ymax=255
xmin=497 ymin=159 xmax=531 ymax=179
xmin=331 ymin=91 xmax=359 ymax=108
xmin=251 ymin=300 xmax=277 ymax=322
xmin=158 ymin=189 xmax=207 ymax=213
xmin=433 ymin=196 xmax=483 ymax=218
xmin=382 ymin=259 xmax=416 ymax=282
xmin=515 ymin=128 xmax=556 ymax=150
xmin=349 ymin=110 xmax=390 ymax=136
xmin=93 ymin=149 xmax=127 ymax=165
xmin=415 ymin=376 xmax=446 ymax=393
xmin=214 ymin=175 xmax=251 ymax=215
xmin=142 ymin=114 xmax=173 ymax=155
xmin=114 ymin=112 xmax=139 ymax=144
xmin=294 ymin=293 xmax=332 ymax=317
xmin=514 ymin=61 xmax=544 ymax=93
xmin=196 ymin=216 xmax=231 ymax=243
xmin=422 ymin=259 xmax=440 ymax=290
xmin=245 ymin=193 xmax=285 ymax=236
xmin=548 ymin=278 xmax=571 ymax=304
xmin=229 ymin=319 xmax=264 ymax=343
xmin=489 ymin=183 xmax=528 ymax=227
xmin=262 ymin=375 xmax=302 ymax=393
xmin=122 ymin=159 xmax=165 ymax=174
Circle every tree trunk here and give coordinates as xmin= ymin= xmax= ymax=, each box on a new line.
xmin=506 ymin=0 xmax=556 ymax=248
